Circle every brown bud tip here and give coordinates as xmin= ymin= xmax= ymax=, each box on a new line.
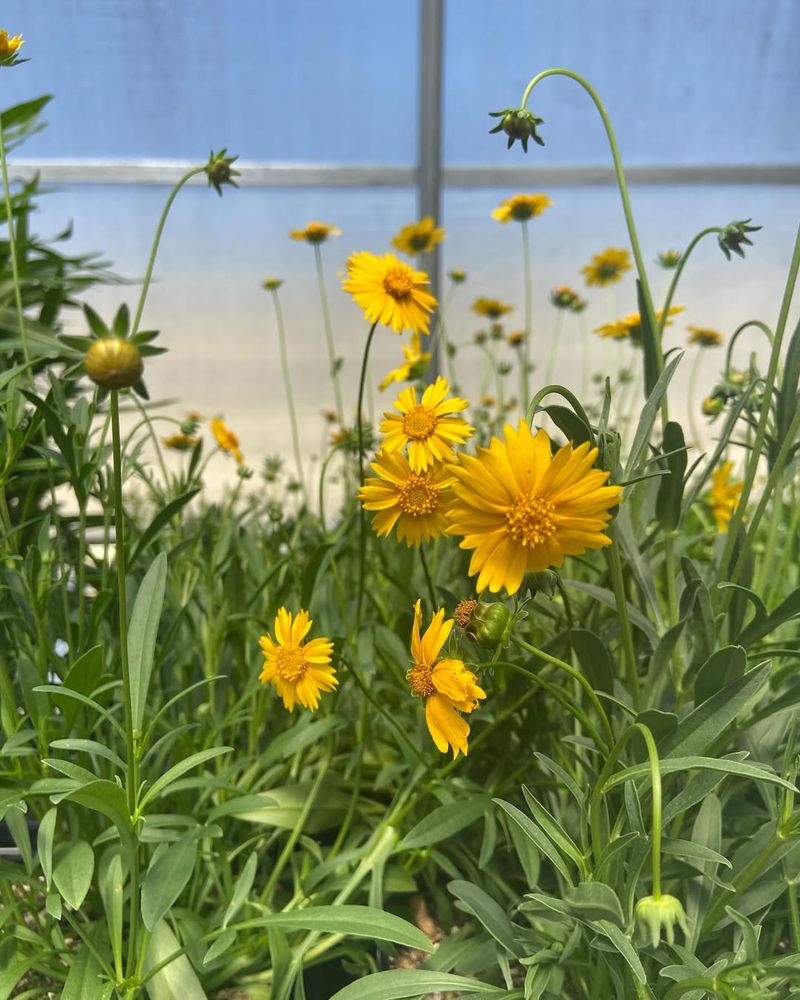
xmin=85 ymin=337 xmax=143 ymax=389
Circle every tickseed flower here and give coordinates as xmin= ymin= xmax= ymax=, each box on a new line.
xmin=657 ymin=250 xmax=682 ymax=269
xmin=550 ymin=285 xmax=580 ymax=310
xmin=594 ymin=320 xmax=630 ymax=341
xmin=205 ymin=149 xmax=239 ymax=196
xmin=407 ymin=600 xmax=486 ymax=757
xmin=262 ymin=277 xmax=283 ymax=290
xmin=472 ymin=297 xmax=513 ymax=320
xmin=491 ymin=193 xmax=552 ymax=223
xmin=342 ymin=251 xmax=437 ymax=335
xmin=488 ymin=107 xmax=545 ymax=152
xmin=359 ymin=451 xmax=454 ymax=546
xmin=379 ymin=331 xmax=431 ymax=391
xmin=391 ymin=217 xmax=445 ymax=255
xmin=688 ymin=325 xmax=724 ymax=348
xmin=702 ymin=395 xmax=724 ymax=417
xmin=84 ymin=337 xmax=143 ymax=390
xmin=448 ymin=268 xmax=467 ymax=284
xmin=0 ymin=30 xmax=24 ymax=65
xmin=210 ymin=418 xmax=244 ymax=465
xmin=507 ymin=330 xmax=526 ymax=348
xmin=595 ymin=307 xmax=683 ymax=344
xmin=581 ymin=247 xmax=632 ymax=287
xmin=480 ymin=394 xmax=496 ymax=407
xmin=289 ymin=221 xmax=342 ymax=244
xmin=258 ymin=608 xmax=337 ymax=711
xmin=718 ymin=219 xmax=760 ymax=260
xmin=162 ymin=432 xmax=199 ymax=451
xmin=635 ymin=894 xmax=689 ymax=949
xmin=380 ymin=376 xmax=474 ymax=471
xmin=709 ymin=461 xmax=743 ymax=533
xmin=448 ymin=421 xmax=622 ymax=595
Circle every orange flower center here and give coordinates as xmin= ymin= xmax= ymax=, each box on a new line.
xmin=275 ymin=646 xmax=307 ymax=683
xmin=397 ymin=474 xmax=439 ymax=516
xmin=383 ymin=266 xmax=415 ymax=300
xmin=402 ymin=405 xmax=438 ymax=439
xmin=454 ymin=599 xmax=478 ymax=628
xmin=505 ymin=493 xmax=556 ymax=547
xmin=406 ymin=663 xmax=435 ymax=697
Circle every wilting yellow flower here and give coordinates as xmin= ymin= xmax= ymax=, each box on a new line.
xmin=491 ymin=193 xmax=553 ymax=223
xmin=380 ymin=376 xmax=473 ymax=471
xmin=472 ymin=297 xmax=513 ymax=320
xmin=379 ymin=331 xmax=431 ymax=391
xmin=709 ymin=461 xmax=743 ymax=533
xmin=407 ymin=600 xmax=486 ymax=757
xmin=342 ymin=251 xmax=437 ymax=335
xmin=448 ymin=422 xmax=622 ymax=594
xmin=258 ymin=608 xmax=337 ymax=711
xmin=162 ymin=432 xmax=199 ymax=451
xmin=582 ymin=247 xmax=632 ymax=287
xmin=289 ymin=221 xmax=341 ymax=244
xmin=595 ymin=306 xmax=683 ymax=343
xmin=0 ymin=30 xmax=24 ymax=64
xmin=359 ymin=451 xmax=454 ymax=546
xmin=688 ymin=325 xmax=724 ymax=348
xmin=210 ymin=417 xmax=244 ymax=465
xmin=391 ymin=217 xmax=445 ymax=255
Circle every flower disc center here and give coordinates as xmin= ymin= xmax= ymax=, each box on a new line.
xmin=398 ymin=474 xmax=439 ymax=516
xmin=505 ymin=492 xmax=556 ymax=547
xmin=402 ymin=405 xmax=438 ymax=439
xmin=406 ymin=663 xmax=435 ymax=697
xmin=275 ymin=646 xmax=307 ymax=682
xmin=383 ymin=266 xmax=414 ymax=300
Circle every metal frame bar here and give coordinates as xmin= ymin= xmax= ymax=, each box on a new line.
xmin=418 ymin=0 xmax=445 ymax=328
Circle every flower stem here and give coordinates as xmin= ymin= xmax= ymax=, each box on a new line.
xmin=0 ymin=113 xmax=28 ymax=364
xmin=606 ymin=535 xmax=640 ymax=710
xmin=658 ymin=227 xmax=721 ymax=337
xmin=314 ymin=244 xmax=345 ymax=423
xmin=355 ymin=322 xmax=379 ymax=627
xmin=418 ymin=543 xmax=437 ymax=610
xmin=520 ymin=220 xmax=533 ymax=409
xmin=269 ymin=287 xmax=308 ymax=505
xmin=686 ymin=349 xmax=704 ymax=449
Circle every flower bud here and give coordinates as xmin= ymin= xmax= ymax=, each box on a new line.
xmin=205 ymin=148 xmax=240 ymax=196
xmin=455 ymin=600 xmax=511 ymax=650
xmin=635 ymin=894 xmax=689 ymax=948
xmin=718 ymin=219 xmax=760 ymax=260
xmin=85 ymin=337 xmax=143 ymax=390
xmin=702 ymin=395 xmax=723 ymax=416
xmin=489 ymin=107 xmax=545 ymax=152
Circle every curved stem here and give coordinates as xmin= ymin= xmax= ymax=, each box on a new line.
xmin=269 ymin=287 xmax=308 ymax=505
xmin=723 ymin=319 xmax=774 ymax=378
xmin=314 ymin=244 xmax=345 ymax=422
xmin=659 ymin=227 xmax=721 ymax=337
xmin=355 ymin=322 xmax=379 ymax=626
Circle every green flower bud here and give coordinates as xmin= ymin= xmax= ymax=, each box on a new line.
xmin=635 ymin=894 xmax=689 ymax=948
xmin=489 ymin=107 xmax=545 ymax=152
xmin=718 ymin=219 xmax=761 ymax=260
xmin=455 ymin=600 xmax=511 ymax=650
xmin=84 ymin=337 xmax=143 ymax=390
xmin=205 ymin=148 xmax=240 ymax=196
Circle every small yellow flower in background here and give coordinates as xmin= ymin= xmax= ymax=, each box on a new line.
xmin=448 ymin=268 xmax=467 ymax=284
xmin=448 ymin=421 xmax=622 ymax=595
xmin=262 ymin=277 xmax=283 ymax=291
xmin=688 ymin=325 xmax=724 ymax=348
xmin=342 ymin=251 xmax=437 ymax=335
xmin=0 ymin=30 xmax=24 ymax=65
xmin=491 ymin=193 xmax=553 ymax=223
xmin=289 ymin=221 xmax=341 ymax=244
xmin=709 ymin=461 xmax=743 ymax=533
xmin=210 ymin=417 xmax=244 ymax=465
xmin=472 ymin=297 xmax=513 ymax=320
xmin=379 ymin=331 xmax=431 ymax=391
xmin=595 ymin=306 xmax=683 ymax=343
xmin=507 ymin=330 xmax=526 ymax=347
xmin=481 ymin=394 xmax=496 ymax=407
xmin=162 ymin=432 xmax=199 ymax=451
xmin=391 ymin=217 xmax=445 ymax=255
xmin=359 ymin=451 xmax=454 ymax=546
xmin=702 ymin=395 xmax=724 ymax=416
xmin=407 ymin=600 xmax=486 ymax=758
xmin=595 ymin=319 xmax=630 ymax=340
xmin=582 ymin=247 xmax=632 ymax=287
xmin=380 ymin=376 xmax=473 ymax=472
xmin=550 ymin=285 xmax=580 ymax=309
xmin=258 ymin=608 xmax=337 ymax=711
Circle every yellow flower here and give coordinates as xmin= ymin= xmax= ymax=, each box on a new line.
xmin=595 ymin=320 xmax=630 ymax=340
xmin=391 ymin=217 xmax=445 ymax=255
xmin=379 ymin=331 xmax=431 ymax=391
xmin=0 ymin=30 xmax=24 ymax=64
xmin=210 ymin=417 xmax=244 ymax=465
xmin=448 ymin=421 xmax=622 ymax=595
xmin=688 ymin=325 xmax=724 ymax=348
xmin=342 ymin=251 xmax=437 ymax=335
xmin=448 ymin=268 xmax=467 ymax=284
xmin=491 ymin=192 xmax=553 ymax=223
xmin=379 ymin=376 xmax=473 ymax=472
xmin=709 ymin=461 xmax=743 ymax=533
xmin=359 ymin=451 xmax=454 ymax=546
xmin=481 ymin=395 xmax=496 ymax=407
xmin=407 ymin=600 xmax=486 ymax=757
xmin=595 ymin=306 xmax=683 ymax=343
xmin=162 ymin=432 xmax=199 ymax=451
xmin=582 ymin=247 xmax=632 ymax=287
xmin=258 ymin=608 xmax=337 ymax=711
xmin=507 ymin=330 xmax=526 ymax=347
xmin=472 ymin=297 xmax=513 ymax=320
xmin=289 ymin=221 xmax=341 ymax=244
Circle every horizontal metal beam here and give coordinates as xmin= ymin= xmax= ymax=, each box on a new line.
xmin=9 ymin=159 xmax=800 ymax=188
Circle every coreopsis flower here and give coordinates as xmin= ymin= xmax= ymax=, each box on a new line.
xmin=262 ymin=277 xmax=283 ymax=290
xmin=718 ymin=219 xmax=760 ymax=260
xmin=480 ymin=394 xmax=496 ymax=407
xmin=635 ymin=895 xmax=689 ymax=949
xmin=391 ymin=217 xmax=445 ymax=255
xmin=702 ymin=395 xmax=724 ymax=417
xmin=359 ymin=451 xmax=454 ymax=546
xmin=550 ymin=286 xmax=580 ymax=309
xmin=507 ymin=330 xmax=526 ymax=348
xmin=688 ymin=325 xmax=724 ymax=348
xmin=595 ymin=319 xmax=630 ymax=341
xmin=448 ymin=421 xmax=622 ymax=595
xmin=380 ymin=376 xmax=474 ymax=471
xmin=581 ymin=247 xmax=632 ymax=287
xmin=709 ymin=461 xmax=743 ymax=532
xmin=569 ymin=295 xmax=588 ymax=314
xmin=407 ymin=600 xmax=486 ymax=757
xmin=289 ymin=221 xmax=342 ymax=244
xmin=204 ymin=149 xmax=239 ymax=196
xmin=657 ymin=250 xmax=682 ymax=269
xmin=491 ymin=193 xmax=552 ymax=223
xmin=0 ymin=29 xmax=24 ymax=66
xmin=595 ymin=307 xmax=683 ymax=343
xmin=210 ymin=418 xmax=244 ymax=465
xmin=472 ymin=297 xmax=513 ymax=320
xmin=342 ymin=251 xmax=437 ymax=335
xmin=448 ymin=268 xmax=467 ymax=284
xmin=84 ymin=337 xmax=143 ymax=389
xmin=258 ymin=608 xmax=337 ymax=711
xmin=162 ymin=432 xmax=199 ymax=451
xmin=379 ymin=332 xmax=431 ymax=391
xmin=488 ymin=107 xmax=545 ymax=152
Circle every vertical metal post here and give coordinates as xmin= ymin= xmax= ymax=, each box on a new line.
xmin=418 ymin=0 xmax=445 ymax=377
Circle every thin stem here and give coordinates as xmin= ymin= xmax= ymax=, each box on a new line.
xmin=355 ymin=322 xmax=379 ymax=627
xmin=686 ymin=348 xmax=705 ymax=449
xmin=520 ymin=221 xmax=532 ymax=409
xmin=314 ymin=244 xmax=345 ymax=422
xmin=606 ymin=536 xmax=640 ymax=711
xmin=418 ymin=544 xmax=437 ymax=610
xmin=269 ymin=287 xmax=308 ymax=505
xmin=131 ymin=395 xmax=171 ymax=493
xmin=543 ymin=308 xmax=564 ymax=390
xmin=0 ymin=113 xmax=28 ymax=363
xmin=659 ymin=227 xmax=721 ymax=337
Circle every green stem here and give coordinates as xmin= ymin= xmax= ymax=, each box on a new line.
xmin=686 ymin=349 xmax=705 ymax=450
xmin=543 ymin=308 xmax=563 ymax=390
xmin=663 ymin=531 xmax=678 ymax=629
xmin=355 ymin=321 xmax=379 ymax=627
xmin=520 ymin=220 xmax=532 ymax=408
xmin=131 ymin=395 xmax=171 ymax=493
xmin=269 ymin=287 xmax=308 ymax=505
xmin=606 ymin=533 xmax=641 ymax=710
xmin=658 ymin=227 xmax=721 ymax=338
xmin=418 ymin=544 xmax=437 ymax=610
xmin=0 ymin=113 xmax=28 ymax=363
xmin=314 ymin=244 xmax=345 ymax=422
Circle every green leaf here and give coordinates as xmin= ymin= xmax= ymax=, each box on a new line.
xmin=329 ymin=969 xmax=507 ymax=1000
xmin=36 ymin=807 xmax=57 ymax=889
xmin=129 ymin=553 xmax=168 ymax=732
xmin=565 ymin=882 xmax=626 ymax=928
xmin=144 ymin=921 xmax=208 ymax=1000
xmin=592 ymin=919 xmax=646 ymax=984
xmin=400 ymin=796 xmax=490 ymax=851
xmin=494 ymin=798 xmax=573 ymax=885
xmin=737 ymin=585 xmax=800 ymax=646
xmin=662 ymin=837 xmax=731 ymax=868
xmin=301 ymin=542 xmax=335 ymax=608
xmin=141 ymin=833 xmax=198 ymax=931
xmin=53 ymin=841 xmax=94 ymax=910
xmin=605 ymin=754 xmax=796 ymax=793
xmin=636 ymin=279 xmax=661 ymax=399
xmin=521 ymin=786 xmax=585 ymax=871
xmin=223 ymin=851 xmax=258 ymax=928
xmin=448 ymin=879 xmax=521 ymax=957
xmin=50 ymin=738 xmax=126 ymax=773
xmin=50 ymin=643 xmax=104 ymax=734
xmin=693 ymin=646 xmax=746 ymax=704
xmin=130 ymin=490 xmax=200 ymax=565
xmin=62 ymin=779 xmax=135 ymax=851
xmin=61 ymin=945 xmax=110 ymax=1000
xmin=138 ymin=746 xmax=233 ymax=811
xmin=655 ymin=421 xmax=688 ymax=530
xmin=570 ymin=628 xmax=614 ymax=693
xmin=202 ymin=928 xmax=236 ymax=966
xmin=261 ymin=716 xmax=342 ymax=768
xmin=4 ymin=806 xmax=33 ymax=874
xmin=624 ymin=351 xmax=682 ymax=478
xmin=99 ymin=853 xmax=125 ymax=975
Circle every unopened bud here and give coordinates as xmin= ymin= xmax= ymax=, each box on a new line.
xmin=455 ymin=600 xmax=511 ymax=650
xmin=85 ymin=337 xmax=143 ymax=390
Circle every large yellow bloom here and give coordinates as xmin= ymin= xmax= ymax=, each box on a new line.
xmin=582 ymin=247 xmax=632 ymax=287
xmin=709 ymin=461 xmax=742 ymax=533
xmin=289 ymin=221 xmax=341 ymax=244
xmin=342 ymin=251 xmax=437 ymax=335
xmin=688 ymin=325 xmax=724 ymax=348
xmin=472 ymin=297 xmax=513 ymax=320
xmin=210 ymin=417 xmax=244 ymax=465
xmin=407 ymin=600 xmax=486 ymax=758
xmin=379 ymin=376 xmax=473 ymax=471
xmin=359 ymin=451 xmax=454 ymax=546
xmin=391 ymin=217 xmax=445 ymax=255
xmin=491 ymin=193 xmax=553 ymax=223
xmin=0 ymin=30 xmax=23 ymax=63
xmin=379 ymin=332 xmax=431 ymax=391
xmin=259 ymin=608 xmax=337 ymax=711
xmin=448 ymin=421 xmax=622 ymax=594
